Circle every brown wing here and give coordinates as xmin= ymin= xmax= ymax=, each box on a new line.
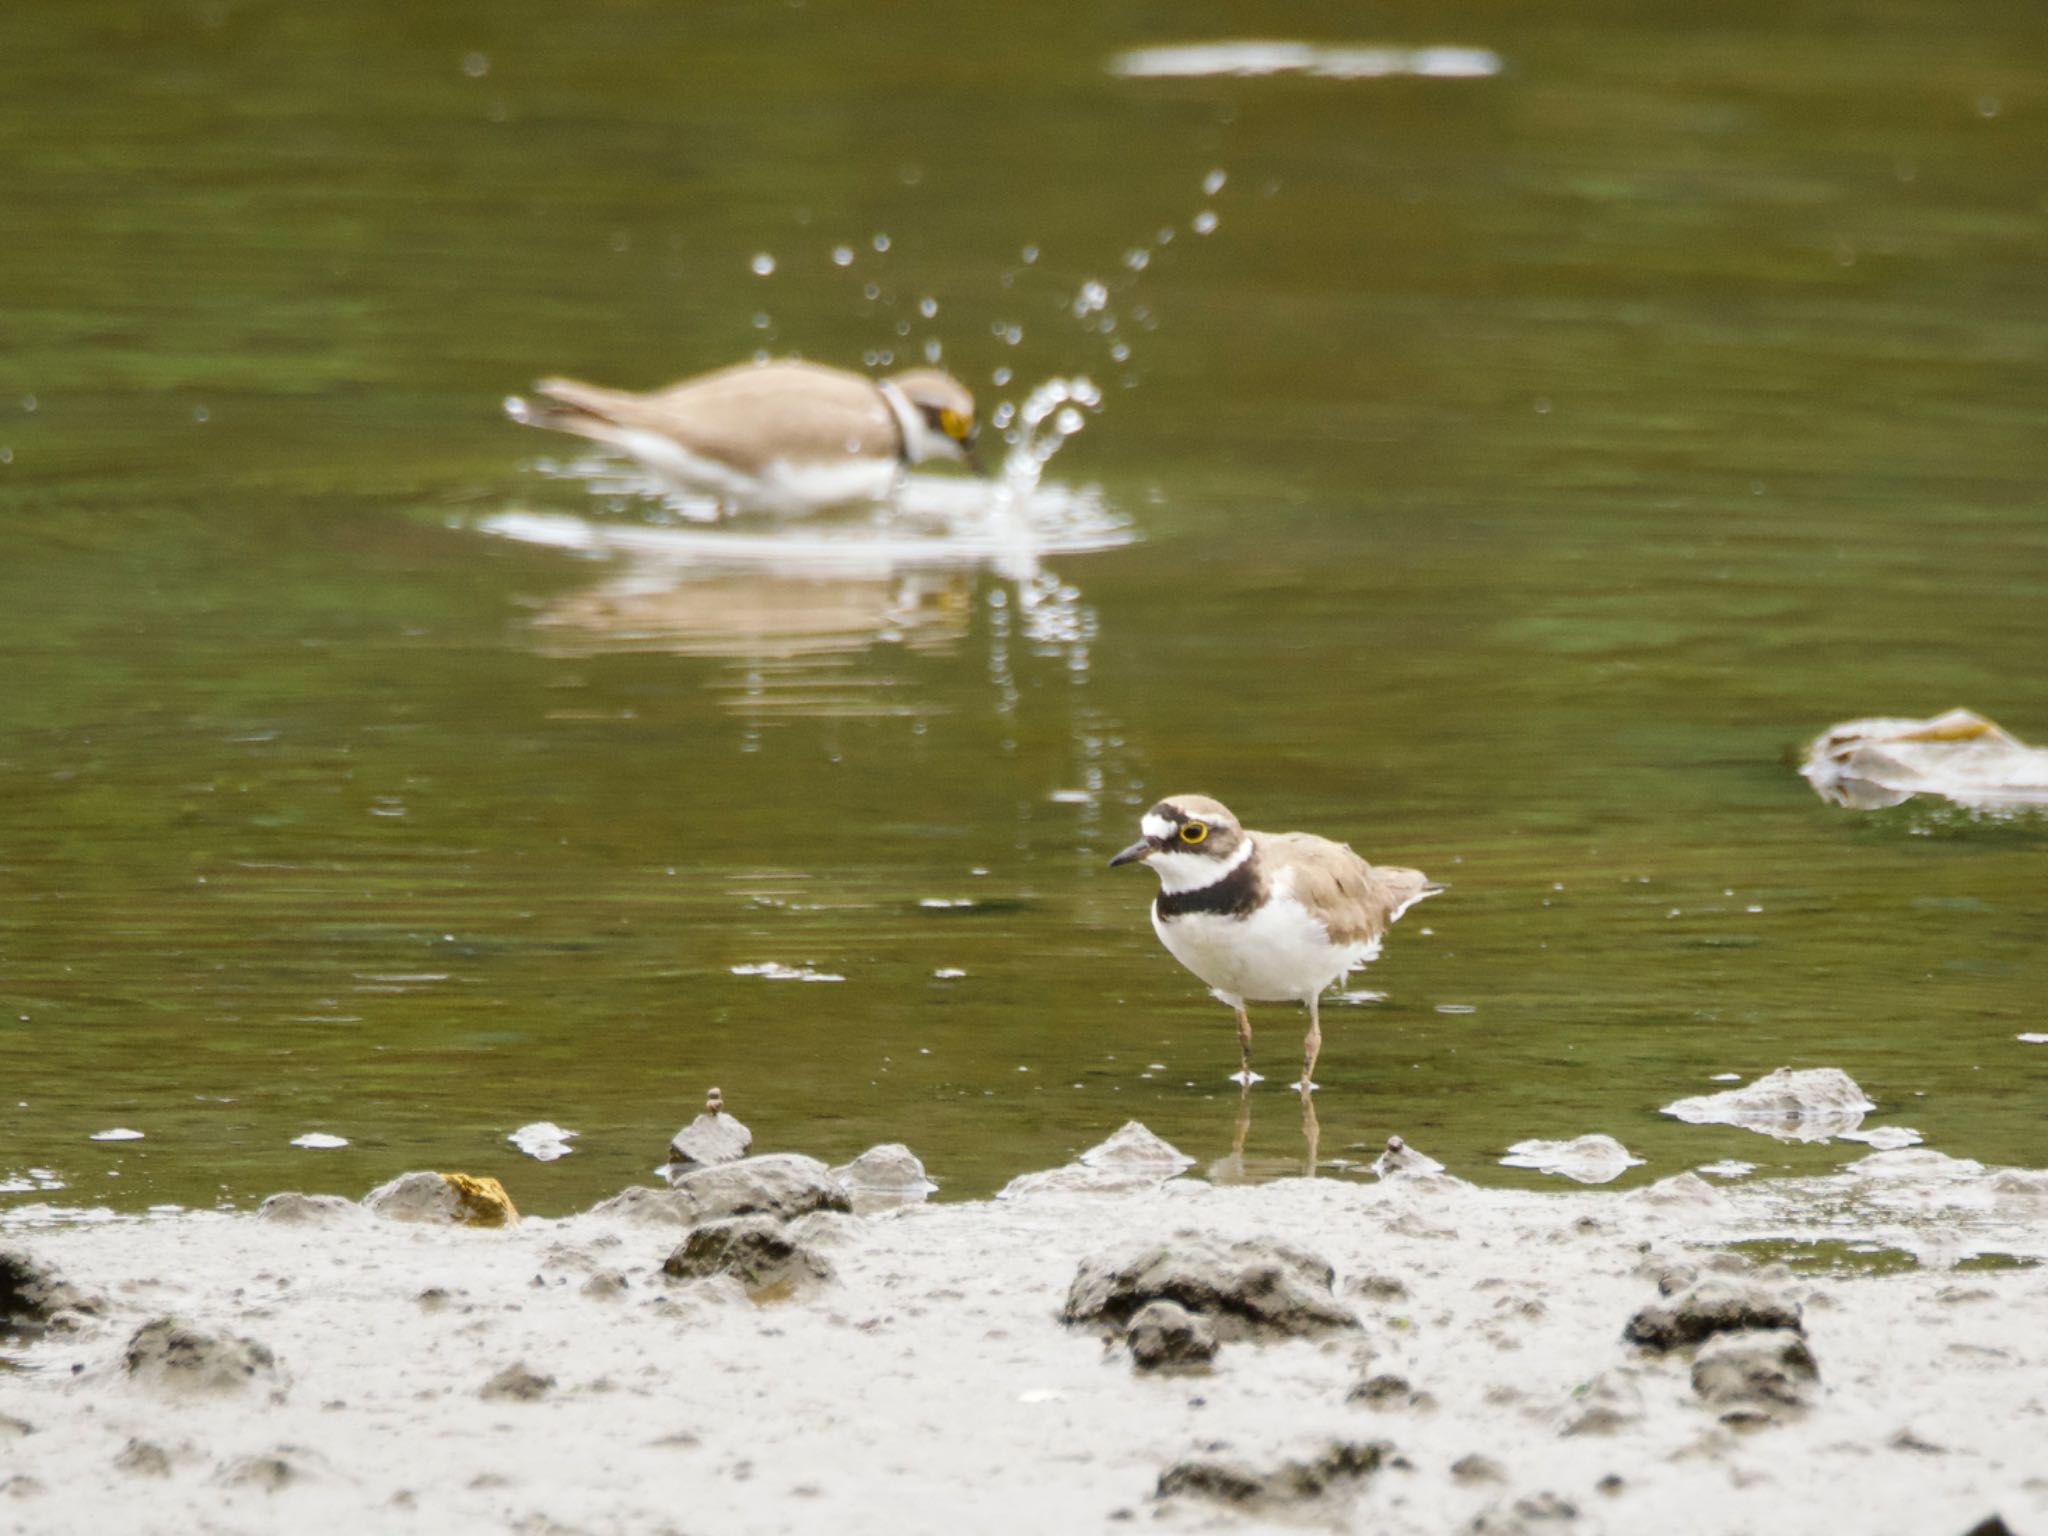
xmin=533 ymin=362 xmax=898 ymax=475
xmin=1263 ymin=832 xmax=1439 ymax=945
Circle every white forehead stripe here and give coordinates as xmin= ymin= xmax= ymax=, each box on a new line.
xmin=1141 ymin=813 xmax=1174 ymax=841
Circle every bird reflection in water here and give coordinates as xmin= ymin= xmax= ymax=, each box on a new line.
xmin=1214 ymin=1084 xmax=1322 ymax=1183
xmin=479 ymin=443 xmax=1133 ymax=737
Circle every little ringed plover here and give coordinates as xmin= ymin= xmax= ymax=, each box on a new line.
xmin=505 ymin=359 xmax=983 ymax=514
xmin=1110 ymin=795 xmax=1441 ymax=1090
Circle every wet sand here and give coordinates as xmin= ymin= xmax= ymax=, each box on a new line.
xmin=4 ymin=1137 xmax=2046 ymax=1535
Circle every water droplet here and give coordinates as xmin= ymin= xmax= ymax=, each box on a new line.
xmin=1977 ymin=95 xmax=2001 ymax=118
xmin=863 ymin=282 xmax=881 ymax=301
xmin=750 ymin=253 xmax=777 ymax=276
xmin=1071 ymin=280 xmax=1109 ymax=317
xmin=991 ymin=366 xmax=1012 ymax=387
xmin=1192 ymin=210 xmax=1219 ymax=235
xmin=1021 ymin=244 xmax=1039 ymax=263
xmin=918 ymin=296 xmax=938 ymax=318
xmin=752 ymin=312 xmax=771 ymax=330
xmin=832 ymin=244 xmax=854 ymax=266
xmin=1110 ymin=342 xmax=1130 ymax=362
xmin=1203 ymin=168 xmax=1226 ymax=195
xmin=1122 ymin=248 xmax=1150 ymax=271
xmin=192 ymin=404 xmax=210 ymax=424
xmin=872 ymin=232 xmax=891 ymax=252
xmin=462 ymin=51 xmax=490 ymax=78
xmin=924 ymin=339 xmax=942 ymax=364
xmin=895 ymin=318 xmax=912 ymax=337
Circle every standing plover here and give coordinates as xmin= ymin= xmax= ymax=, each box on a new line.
xmin=1110 ymin=795 xmax=1441 ymax=1089
xmin=505 ymin=359 xmax=983 ymax=514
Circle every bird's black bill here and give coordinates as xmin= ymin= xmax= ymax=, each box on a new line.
xmin=1108 ymin=839 xmax=1152 ymax=868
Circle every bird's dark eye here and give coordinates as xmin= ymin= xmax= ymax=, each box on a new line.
xmin=1179 ymin=822 xmax=1208 ymax=845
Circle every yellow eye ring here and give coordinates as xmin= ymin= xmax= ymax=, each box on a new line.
xmin=938 ymin=407 xmax=972 ymax=441
xmin=1179 ymin=822 xmax=1208 ymax=845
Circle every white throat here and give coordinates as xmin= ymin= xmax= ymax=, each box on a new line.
xmin=1150 ymin=836 xmax=1253 ymax=895
xmin=877 ymin=380 xmax=952 ymax=466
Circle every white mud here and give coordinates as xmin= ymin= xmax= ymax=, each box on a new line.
xmin=3 ymin=1140 xmax=2046 ymax=1535
xmin=1662 ymin=1066 xmax=1878 ymax=1143
xmin=1499 ymin=1134 xmax=1645 ymax=1185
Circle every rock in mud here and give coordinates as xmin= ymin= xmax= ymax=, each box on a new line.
xmin=1499 ymin=1134 xmax=1643 ymax=1185
xmin=667 ymin=1103 xmax=752 ymax=1173
xmin=585 ymin=1186 xmax=693 ymax=1226
xmin=1637 ymin=1250 xmax=1754 ymax=1296
xmin=363 ymin=1171 xmax=519 ymax=1227
xmin=662 ymin=1215 xmax=833 ymax=1295
xmin=1560 ymin=1370 xmax=1644 ymax=1436
xmin=1691 ymin=1329 xmax=1818 ymax=1416
xmin=1624 ymin=1280 xmax=1803 ymax=1352
xmin=256 ymin=1192 xmax=359 ymax=1225
xmin=1 ymin=1250 xmax=101 ymax=1338
xmin=1155 ymin=1439 xmax=1389 ymax=1508
xmin=480 ymin=1363 xmax=556 ymax=1401
xmin=1625 ymin=1173 xmax=1730 ymax=1210
xmin=655 ymin=1154 xmax=851 ymax=1227
xmin=998 ymin=1122 xmax=1194 ymax=1200
xmin=1661 ymin=1067 xmax=1874 ymax=1143
xmin=1080 ymin=1121 xmax=1196 ymax=1175
xmin=114 ymin=1439 xmax=173 ymax=1477
xmin=1064 ymin=1232 xmax=1358 ymax=1341
xmin=1348 ymin=1272 xmax=1408 ymax=1302
xmin=1451 ymin=1454 xmax=1506 ymax=1486
xmin=830 ymin=1144 xmax=938 ymax=1213
xmin=1348 ymin=1372 xmax=1433 ymax=1411
xmin=123 ymin=1318 xmax=281 ymax=1396
xmin=214 ymin=1444 xmax=330 ymax=1490
xmin=1470 ymin=1492 xmax=1581 ymax=1533
xmin=1124 ymin=1300 xmax=1216 ymax=1372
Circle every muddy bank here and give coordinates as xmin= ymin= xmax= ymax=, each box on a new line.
xmin=3 ymin=1132 xmax=2045 ymax=1535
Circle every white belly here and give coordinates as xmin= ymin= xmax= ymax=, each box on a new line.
xmin=617 ymin=430 xmax=898 ymax=514
xmin=1152 ymin=888 xmax=1376 ymax=1005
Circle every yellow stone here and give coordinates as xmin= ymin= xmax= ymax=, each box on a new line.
xmin=440 ymin=1172 xmax=519 ymax=1227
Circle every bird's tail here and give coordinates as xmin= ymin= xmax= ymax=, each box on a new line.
xmin=1387 ymin=873 xmax=1445 ymax=925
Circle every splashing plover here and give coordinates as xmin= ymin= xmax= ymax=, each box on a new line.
xmin=505 ymin=359 xmax=983 ymax=514
xmin=1111 ymin=794 xmax=1441 ymax=1090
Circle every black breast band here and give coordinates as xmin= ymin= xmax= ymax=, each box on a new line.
xmin=1155 ymin=855 xmax=1265 ymax=922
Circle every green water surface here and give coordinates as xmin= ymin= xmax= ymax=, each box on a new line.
xmin=3 ymin=0 xmax=2045 ymax=1213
